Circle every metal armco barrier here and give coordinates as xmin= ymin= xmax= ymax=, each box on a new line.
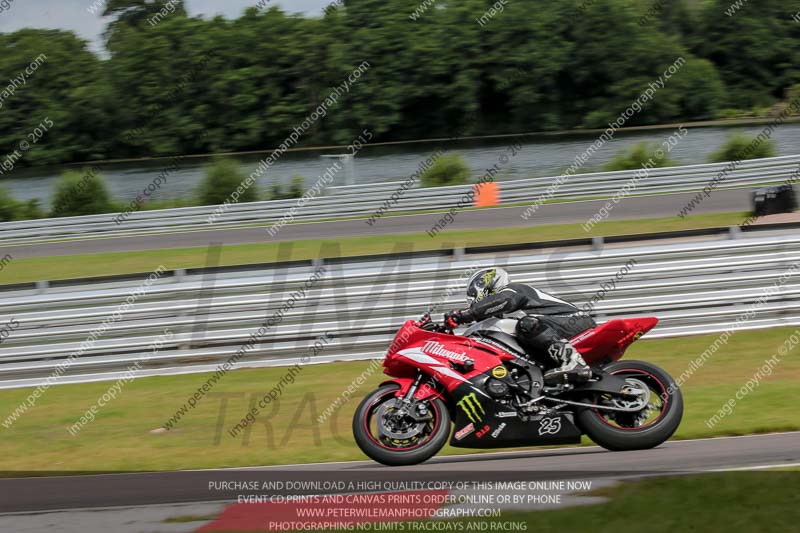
xmin=0 ymin=228 xmax=797 ymax=389
xmin=0 ymin=154 xmax=798 ymax=244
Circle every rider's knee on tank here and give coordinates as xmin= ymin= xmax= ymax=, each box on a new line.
xmin=515 ymin=315 xmax=544 ymax=337
xmin=514 ymin=316 xmax=561 ymax=366
xmin=515 ymin=316 xmax=561 ymax=347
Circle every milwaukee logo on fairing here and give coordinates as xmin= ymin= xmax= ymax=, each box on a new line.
xmin=422 ymin=341 xmax=470 ymax=362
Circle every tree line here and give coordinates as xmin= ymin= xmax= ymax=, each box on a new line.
xmin=0 ymin=0 xmax=798 ymax=169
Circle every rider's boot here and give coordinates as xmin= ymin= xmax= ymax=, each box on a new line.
xmin=543 ymin=341 xmax=591 ymax=383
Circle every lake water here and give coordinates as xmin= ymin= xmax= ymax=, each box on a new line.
xmin=4 ymin=122 xmax=800 ymax=208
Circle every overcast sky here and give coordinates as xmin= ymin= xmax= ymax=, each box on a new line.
xmin=0 ymin=1 xmax=330 ymax=53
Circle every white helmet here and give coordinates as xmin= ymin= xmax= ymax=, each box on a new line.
xmin=466 ymin=267 xmax=510 ymax=303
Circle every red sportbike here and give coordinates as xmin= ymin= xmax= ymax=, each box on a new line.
xmin=353 ymin=314 xmax=683 ymax=466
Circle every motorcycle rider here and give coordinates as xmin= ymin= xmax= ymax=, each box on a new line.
xmin=444 ymin=267 xmax=596 ymax=382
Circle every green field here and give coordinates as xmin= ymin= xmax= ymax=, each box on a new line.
xmin=0 ymin=326 xmax=797 ymax=473
xmin=297 ymin=472 xmax=800 ymax=533
xmin=486 ymin=472 xmax=800 ymax=533
xmin=0 ymin=210 xmax=749 ymax=285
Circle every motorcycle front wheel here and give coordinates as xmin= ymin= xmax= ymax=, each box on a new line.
xmin=353 ymin=383 xmax=451 ymax=466
xmin=577 ymin=360 xmax=683 ymax=451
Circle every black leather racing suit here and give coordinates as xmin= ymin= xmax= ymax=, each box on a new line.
xmin=458 ymin=283 xmax=596 ymax=366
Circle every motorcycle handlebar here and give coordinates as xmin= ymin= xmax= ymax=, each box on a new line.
xmin=415 ymin=313 xmax=453 ymax=333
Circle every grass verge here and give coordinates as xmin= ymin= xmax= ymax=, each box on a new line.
xmin=330 ymin=472 xmax=800 ymax=533
xmin=0 ymin=211 xmax=749 ymax=285
xmin=510 ymin=472 xmax=800 ymax=533
xmin=0 ymin=326 xmax=797 ymax=473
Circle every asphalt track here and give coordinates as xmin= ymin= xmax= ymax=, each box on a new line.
xmin=5 ymin=188 xmax=750 ymax=259
xmin=1 ymin=431 xmax=797 ymax=513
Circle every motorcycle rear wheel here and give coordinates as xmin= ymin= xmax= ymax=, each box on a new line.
xmin=353 ymin=383 xmax=451 ymax=466
xmin=577 ymin=360 xmax=683 ymax=451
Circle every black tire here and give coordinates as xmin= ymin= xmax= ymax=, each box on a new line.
xmin=353 ymin=383 xmax=451 ymax=466
xmin=577 ymin=360 xmax=683 ymax=451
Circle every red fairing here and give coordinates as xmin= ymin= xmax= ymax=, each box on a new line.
xmin=381 ymin=317 xmax=659 ymax=396
xmin=570 ymin=317 xmax=659 ymax=365
xmin=382 ymin=320 xmax=514 ymax=395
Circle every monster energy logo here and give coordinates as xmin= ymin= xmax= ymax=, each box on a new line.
xmin=457 ymin=392 xmax=485 ymax=423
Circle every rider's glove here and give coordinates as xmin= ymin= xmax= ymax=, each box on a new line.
xmin=415 ymin=313 xmax=433 ymax=329
xmin=443 ymin=310 xmax=463 ymax=330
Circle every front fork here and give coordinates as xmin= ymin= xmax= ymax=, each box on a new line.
xmin=388 ymin=373 xmax=440 ymax=423
xmin=402 ymin=373 xmax=424 ymax=402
